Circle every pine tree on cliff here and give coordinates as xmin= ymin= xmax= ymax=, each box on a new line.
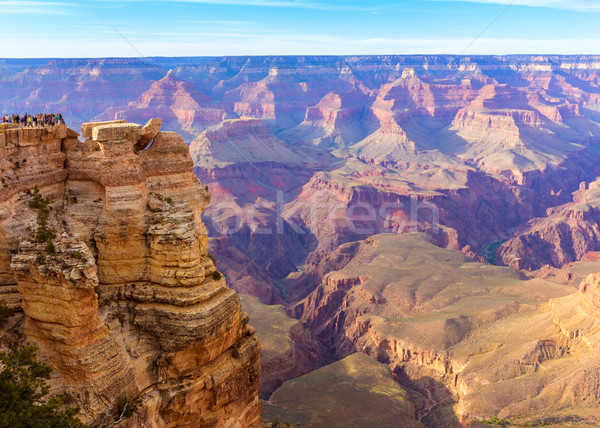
xmin=0 ymin=346 xmax=85 ymax=427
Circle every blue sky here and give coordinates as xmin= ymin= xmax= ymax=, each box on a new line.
xmin=0 ymin=0 xmax=598 ymax=57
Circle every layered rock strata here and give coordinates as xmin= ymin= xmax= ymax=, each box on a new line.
xmin=0 ymin=121 xmax=261 ymax=427
xmin=292 ymin=233 xmax=600 ymax=426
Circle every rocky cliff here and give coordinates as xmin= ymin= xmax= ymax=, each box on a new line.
xmin=497 ymin=179 xmax=600 ymax=270
xmin=0 ymin=120 xmax=261 ymax=427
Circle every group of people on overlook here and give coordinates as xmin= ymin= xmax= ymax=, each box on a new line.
xmin=1 ymin=113 xmax=65 ymax=127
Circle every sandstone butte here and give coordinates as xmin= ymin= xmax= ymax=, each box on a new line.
xmin=0 ymin=120 xmax=261 ymax=427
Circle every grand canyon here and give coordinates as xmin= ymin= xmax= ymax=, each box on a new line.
xmin=1 ymin=55 xmax=600 ymax=427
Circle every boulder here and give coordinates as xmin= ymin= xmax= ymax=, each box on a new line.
xmin=92 ymin=123 xmax=141 ymax=143
xmin=136 ymin=117 xmax=162 ymax=150
xmin=81 ymin=120 xmax=126 ymax=138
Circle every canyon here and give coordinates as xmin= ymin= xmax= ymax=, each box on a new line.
xmin=2 ymin=55 xmax=600 ymax=426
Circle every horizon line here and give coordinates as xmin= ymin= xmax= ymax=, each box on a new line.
xmin=2 ymin=53 xmax=600 ymax=60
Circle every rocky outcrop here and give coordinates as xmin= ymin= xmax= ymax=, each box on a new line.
xmin=0 ymin=120 xmax=261 ymax=427
xmin=137 ymin=117 xmax=162 ymax=150
xmin=279 ymin=90 xmax=373 ymax=149
xmin=99 ymin=70 xmax=226 ymax=141
xmin=580 ymin=273 xmax=600 ymax=305
xmin=10 ymin=235 xmax=138 ymax=418
xmin=190 ymin=118 xmax=302 ymax=168
xmin=497 ymin=180 xmax=600 ymax=270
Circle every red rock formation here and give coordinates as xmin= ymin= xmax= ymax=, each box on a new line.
xmin=497 ymin=180 xmax=600 ymax=270
xmin=580 ymin=273 xmax=600 ymax=305
xmin=101 ymin=70 xmax=226 ymax=140
xmin=0 ymin=120 xmax=261 ymax=427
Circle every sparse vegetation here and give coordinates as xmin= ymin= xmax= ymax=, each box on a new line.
xmin=0 ymin=346 xmax=85 ymax=427
xmin=35 ymin=207 xmax=55 ymax=244
xmin=44 ymin=241 xmax=55 ymax=255
xmin=115 ymin=394 xmax=141 ymax=420
xmin=27 ymin=187 xmax=56 ymax=254
xmin=0 ymin=302 xmax=12 ymax=327
xmin=152 ymin=192 xmax=174 ymax=205
xmin=480 ymin=416 xmax=550 ymax=427
xmin=97 ymin=393 xmax=142 ymax=428
xmin=482 ymin=416 xmax=512 ymax=426
xmin=72 ymin=251 xmax=82 ymax=260
xmin=27 ymin=186 xmax=48 ymax=209
xmin=269 ymin=417 xmax=292 ymax=428
xmin=151 ymin=216 xmax=165 ymax=225
xmin=484 ymin=239 xmax=508 ymax=265
xmin=213 ymin=270 xmax=222 ymax=280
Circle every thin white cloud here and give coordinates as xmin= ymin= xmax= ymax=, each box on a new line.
xmin=97 ymin=0 xmax=373 ymax=11
xmin=0 ymin=1 xmax=76 ymax=14
xmin=428 ymin=0 xmax=600 ymax=12
xmin=177 ymin=20 xmax=257 ymax=25
xmin=2 ymin=35 xmax=600 ymax=58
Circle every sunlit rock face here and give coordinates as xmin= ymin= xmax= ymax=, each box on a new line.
xmin=0 ymin=120 xmax=261 ymax=427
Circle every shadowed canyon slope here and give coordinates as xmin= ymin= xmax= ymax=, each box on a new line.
xmin=0 ymin=121 xmax=261 ymax=427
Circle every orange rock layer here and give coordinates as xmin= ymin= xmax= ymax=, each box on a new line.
xmin=0 ymin=121 xmax=261 ymax=427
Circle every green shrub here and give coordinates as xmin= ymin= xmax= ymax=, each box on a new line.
xmin=44 ymin=241 xmax=55 ymax=255
xmin=0 ymin=302 xmax=11 ymax=327
xmin=482 ymin=416 xmax=511 ymax=425
xmin=116 ymin=394 xmax=141 ymax=420
xmin=152 ymin=192 xmax=174 ymax=205
xmin=0 ymin=346 xmax=85 ymax=427
xmin=28 ymin=186 xmax=50 ymax=210
xmin=213 ymin=271 xmax=222 ymax=280
xmin=27 ymin=187 xmax=57 ymax=253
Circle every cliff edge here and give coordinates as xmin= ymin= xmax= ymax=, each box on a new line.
xmin=0 ymin=120 xmax=261 ymax=427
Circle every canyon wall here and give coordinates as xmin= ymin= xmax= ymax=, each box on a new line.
xmin=0 ymin=121 xmax=261 ymax=427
